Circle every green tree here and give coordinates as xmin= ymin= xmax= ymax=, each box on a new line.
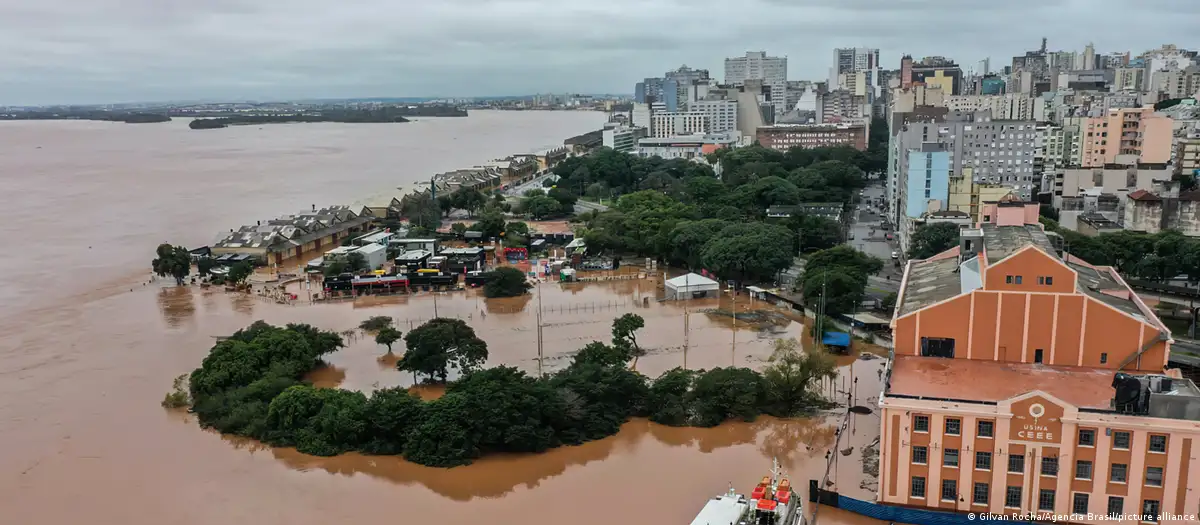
xmin=700 ymin=223 xmax=795 ymax=282
xmin=611 ymin=313 xmax=645 ymax=356
xmin=806 ymin=245 xmax=883 ymax=277
xmin=322 ymin=259 xmax=348 ymax=278
xmin=359 ymin=316 xmax=394 ymax=331
xmin=451 ymin=188 xmax=487 ymax=217
xmin=472 ymin=208 xmax=506 ymax=239
xmin=361 ymin=387 xmax=426 ymax=455
xmin=483 ymin=266 xmax=531 ymax=298
xmin=375 ymin=326 xmax=403 ymax=353
xmin=779 ymin=214 xmax=841 ymax=253
xmin=547 ymin=186 xmax=578 ymax=209
xmin=400 ymin=193 xmax=442 ymax=229
xmin=668 ymin=219 xmax=731 ymax=268
xmin=346 ymin=251 xmax=368 ymax=272
xmin=687 ymin=367 xmax=766 ymax=427
xmin=647 ymin=368 xmax=695 ymax=426
xmin=505 ymin=221 xmax=531 ymax=237
xmin=196 ymin=257 xmax=217 ymax=277
xmin=762 ymin=338 xmax=836 ymax=416
xmin=152 ymin=243 xmax=191 ymax=285
xmin=572 ymin=341 xmax=633 ymax=368
xmin=398 ymin=318 xmax=489 ymax=382
xmin=522 ymin=195 xmax=562 ymax=220
xmin=450 ymin=222 xmax=467 ymax=237
xmin=882 ymin=292 xmax=898 ymax=312
xmin=227 ymin=261 xmax=254 ymax=285
xmin=802 ymin=268 xmax=866 ymax=317
xmin=907 ymin=222 xmax=961 ymax=260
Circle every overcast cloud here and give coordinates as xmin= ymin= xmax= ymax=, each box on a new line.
xmin=0 ymin=0 xmax=1195 ymax=105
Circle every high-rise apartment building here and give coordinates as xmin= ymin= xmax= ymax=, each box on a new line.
xmin=830 ymin=47 xmax=880 ymax=92
xmin=686 ymin=99 xmax=738 ymax=134
xmin=725 ymin=51 xmax=788 ymax=118
xmin=649 ymin=112 xmax=708 ymax=138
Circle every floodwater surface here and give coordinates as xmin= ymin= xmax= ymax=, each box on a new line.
xmin=0 ymin=113 xmax=887 ymax=525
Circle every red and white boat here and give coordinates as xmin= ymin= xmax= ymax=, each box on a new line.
xmin=689 ymin=458 xmax=801 ymax=525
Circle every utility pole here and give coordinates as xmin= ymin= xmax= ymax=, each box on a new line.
xmin=537 ymin=282 xmax=545 ymax=377
xmin=683 ymin=273 xmax=690 ymax=369
xmin=731 ymin=283 xmax=737 ymax=367
xmin=433 ymin=290 xmax=440 ymax=318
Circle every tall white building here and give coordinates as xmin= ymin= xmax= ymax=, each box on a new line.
xmin=724 ymin=51 xmax=788 ymax=119
xmin=602 ymin=126 xmax=647 ymax=153
xmin=686 ymin=99 xmax=739 ymax=134
xmin=631 ymin=103 xmax=653 ymax=130
xmin=650 ymin=113 xmax=708 ymax=138
xmin=829 ymin=47 xmax=880 ymax=92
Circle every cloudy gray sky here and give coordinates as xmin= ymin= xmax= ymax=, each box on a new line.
xmin=1 ymin=0 xmax=1195 ymax=105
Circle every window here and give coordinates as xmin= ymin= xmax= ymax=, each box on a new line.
xmin=1149 ymin=435 xmax=1167 ymax=453
xmin=1038 ymin=276 xmax=1045 ymax=285
xmin=1015 ymin=275 xmax=1023 ymax=284
xmin=1008 ymin=454 xmax=1025 ymax=473
xmin=978 ymin=421 xmax=994 ymax=438
xmin=1041 ymin=456 xmax=1059 ymax=476
xmin=1145 ymin=466 xmax=1163 ymax=487
xmin=1079 ymin=429 xmax=1096 ymax=446
xmin=1113 ymin=431 xmax=1131 ymax=450
xmin=1108 ymin=496 xmax=1124 ymax=517
xmin=944 ymin=448 xmax=960 ymax=467
xmin=913 ymin=415 xmax=929 ymax=432
xmin=1045 ymin=276 xmax=1054 ymax=285
xmin=941 ymin=479 xmax=957 ymax=501
xmin=911 ymin=476 xmax=926 ymax=498
xmin=945 ymin=418 xmax=961 ymax=436
xmin=1111 ymin=463 xmax=1128 ymax=483
xmin=913 ymin=446 xmax=928 ymax=464
xmin=1039 ymin=489 xmax=1056 ymax=511
xmin=1142 ymin=499 xmax=1160 ymax=522
xmin=1100 ymin=353 xmax=1108 ymax=364
xmin=1075 ymin=460 xmax=1093 ymax=480
xmin=1073 ymin=493 xmax=1090 ymax=515
xmin=1034 ymin=349 xmax=1044 ymax=364
xmin=1006 ymin=275 xmax=1013 ymax=284
xmin=973 ymin=482 xmax=989 ymax=505
xmin=976 ymin=451 xmax=992 ymax=470
xmin=1005 ymin=486 xmax=1022 ymax=508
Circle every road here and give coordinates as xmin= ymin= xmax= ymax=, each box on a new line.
xmin=504 ymin=171 xmax=558 ymax=197
xmin=847 ymin=182 xmax=902 ymax=300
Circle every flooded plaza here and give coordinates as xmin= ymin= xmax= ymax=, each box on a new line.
xmin=0 ymin=114 xmax=889 ymax=525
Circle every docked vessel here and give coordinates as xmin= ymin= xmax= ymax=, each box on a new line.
xmin=689 ymin=458 xmax=801 ymax=525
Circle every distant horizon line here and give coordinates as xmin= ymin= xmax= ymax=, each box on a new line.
xmin=2 ymin=93 xmax=634 ymax=109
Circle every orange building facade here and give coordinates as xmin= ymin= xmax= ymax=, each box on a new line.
xmin=879 ymin=202 xmax=1200 ymax=524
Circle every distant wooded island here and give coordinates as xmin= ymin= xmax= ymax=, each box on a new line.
xmin=189 ymin=112 xmax=411 ymax=129
xmin=0 ymin=111 xmax=171 ymax=123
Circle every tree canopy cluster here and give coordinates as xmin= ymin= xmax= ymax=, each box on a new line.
xmin=152 ymin=243 xmax=191 ymax=285
xmin=1042 ymin=219 xmax=1200 ymax=283
xmin=906 ymin=222 xmax=962 ymax=260
xmin=482 ymin=266 xmax=531 ymax=298
xmin=185 ymin=318 xmax=838 ymax=468
xmin=553 ymin=145 xmax=875 ymax=283
xmin=801 ymin=246 xmax=884 ymax=317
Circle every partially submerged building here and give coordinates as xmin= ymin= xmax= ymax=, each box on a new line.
xmin=212 ymin=205 xmax=371 ymax=266
xmin=878 ymin=201 xmax=1200 ymax=523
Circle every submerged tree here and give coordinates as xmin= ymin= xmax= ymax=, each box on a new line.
xmin=398 ymin=318 xmax=489 ymax=382
xmin=483 ymin=267 xmax=532 ymax=298
xmin=611 ymin=313 xmax=646 ymax=356
xmin=761 ymin=338 xmax=836 ymax=416
xmin=375 ymin=326 xmax=403 ymax=353
xmin=152 ymin=243 xmax=191 ymax=285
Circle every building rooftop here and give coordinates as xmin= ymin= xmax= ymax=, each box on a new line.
xmin=888 ymin=355 xmax=1200 ymax=419
xmin=896 ymin=253 xmax=962 ymax=317
xmin=888 ymin=355 xmax=1125 ymax=409
xmin=981 ymin=224 xmax=1056 ymax=264
xmin=896 ymin=224 xmax=1147 ymax=321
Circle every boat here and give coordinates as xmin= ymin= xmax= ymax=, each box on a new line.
xmin=689 ymin=458 xmax=801 ymax=525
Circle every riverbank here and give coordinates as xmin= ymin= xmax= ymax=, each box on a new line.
xmin=190 ymin=112 xmax=412 ymax=129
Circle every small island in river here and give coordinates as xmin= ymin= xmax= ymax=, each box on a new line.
xmin=190 ymin=109 xmax=412 ymax=129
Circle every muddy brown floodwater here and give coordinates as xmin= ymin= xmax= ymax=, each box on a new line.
xmin=0 ymin=114 xmax=889 ymax=525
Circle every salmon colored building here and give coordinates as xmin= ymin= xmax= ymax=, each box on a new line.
xmin=878 ymin=201 xmax=1200 ymax=524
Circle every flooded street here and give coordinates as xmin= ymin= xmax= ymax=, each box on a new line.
xmin=0 ymin=113 xmax=887 ymax=525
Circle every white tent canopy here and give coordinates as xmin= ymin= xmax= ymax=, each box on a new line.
xmin=665 ymin=272 xmax=720 ymax=300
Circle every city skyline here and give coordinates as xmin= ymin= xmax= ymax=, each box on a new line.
xmin=2 ymin=0 xmax=1198 ymax=105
